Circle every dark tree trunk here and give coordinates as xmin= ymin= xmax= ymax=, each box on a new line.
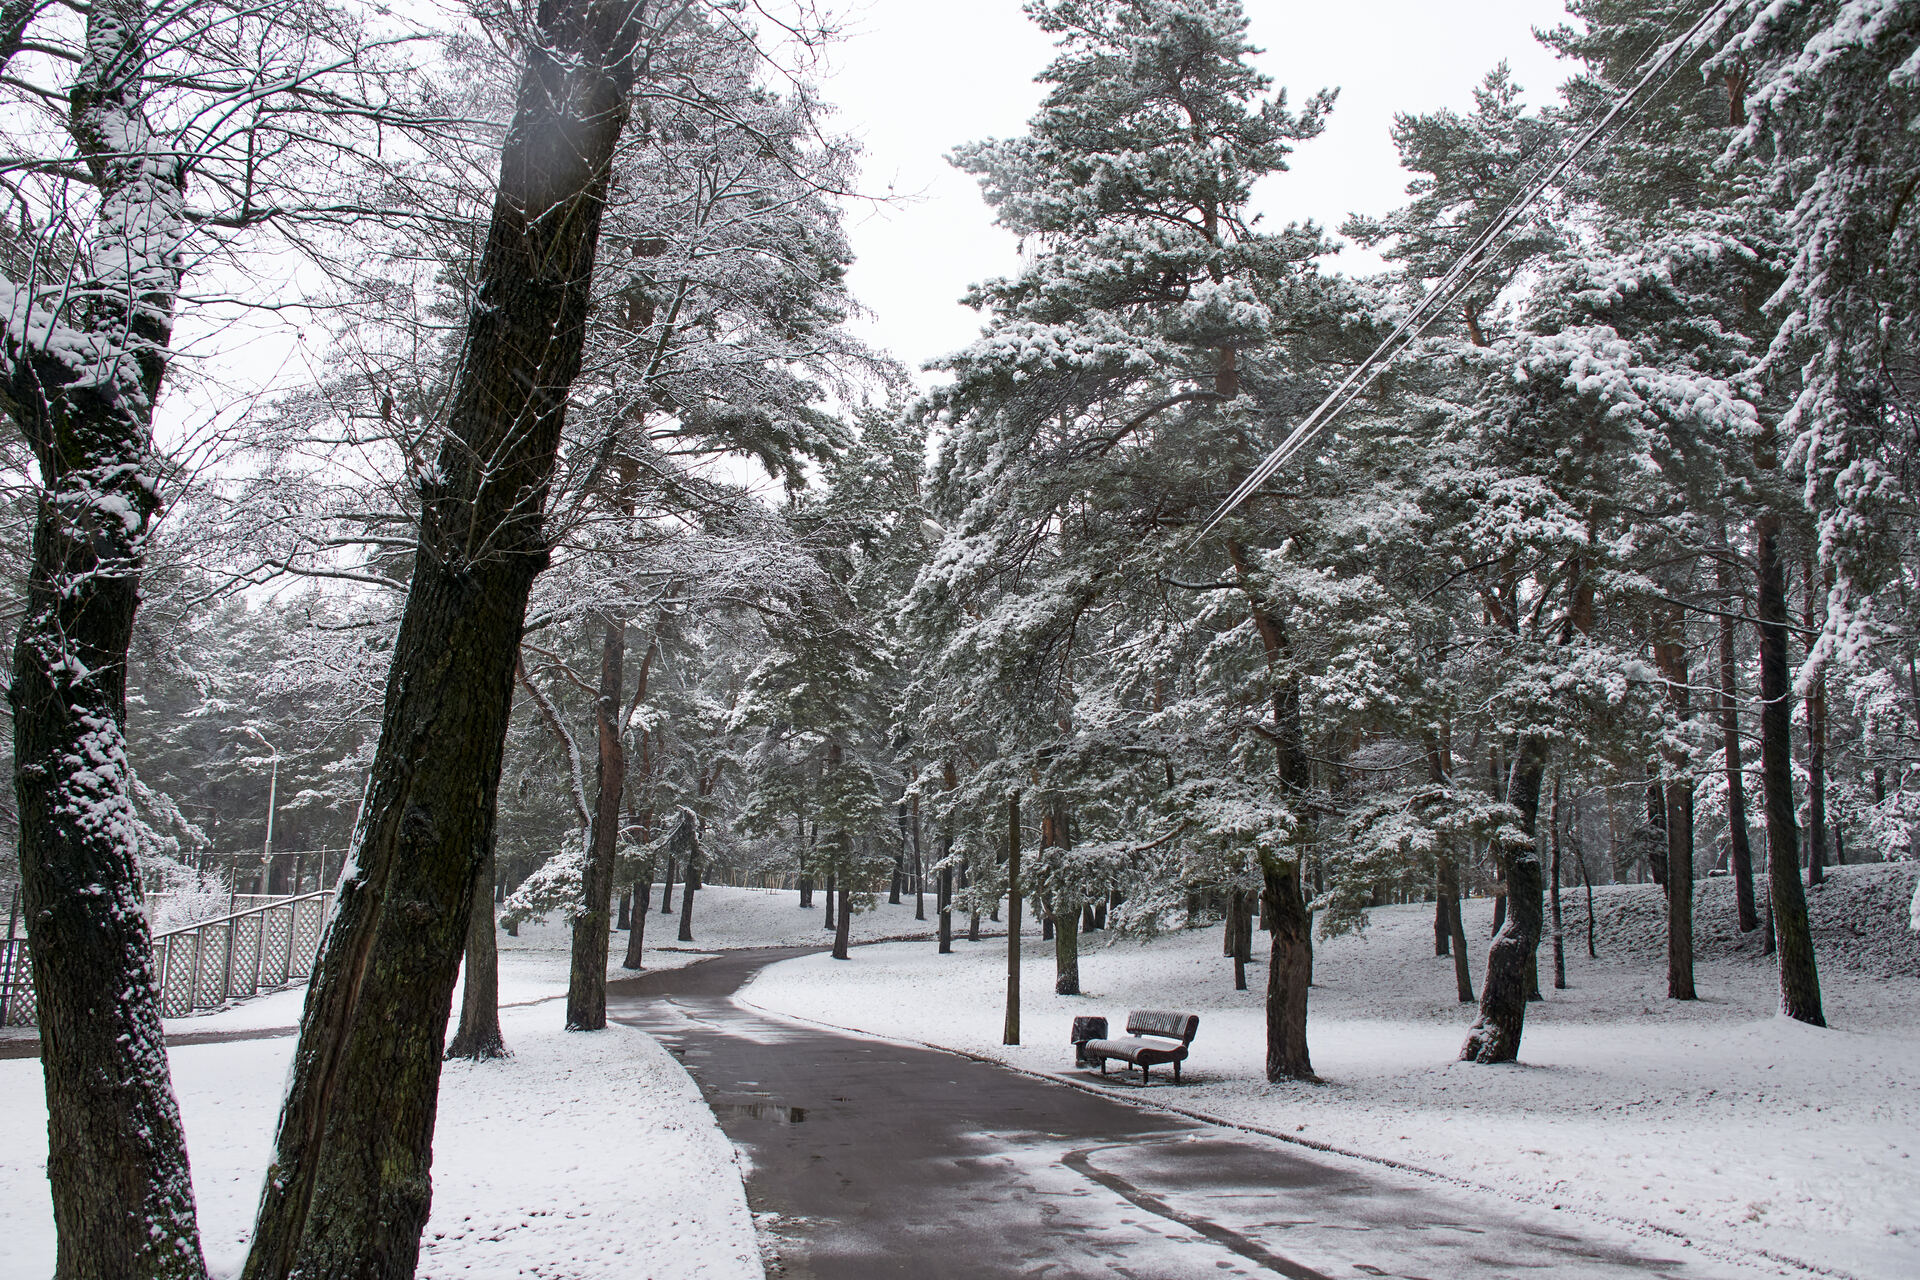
xmin=890 ymin=802 xmax=906 ymax=905
xmin=243 ymin=5 xmax=645 ymax=1273
xmin=831 ymin=881 xmax=851 ymax=960
xmin=1263 ymin=862 xmax=1315 ymax=1081
xmin=616 ymin=890 xmax=631 ymax=931
xmin=447 ymin=831 xmax=507 ymax=1060
xmin=1231 ymin=888 xmax=1251 ymax=991
xmin=1655 ymin=614 xmax=1696 ymax=1001
xmin=823 ymin=874 xmax=836 ymax=931
xmin=1804 ymin=559 xmax=1829 ymax=889
xmin=1462 ymin=745 xmax=1546 ymax=1063
xmin=1053 ymin=895 xmax=1081 ymax=994
xmin=1229 ymin=539 xmax=1315 ymax=1082
xmin=7 ymin=3 xmax=208 ymax=1273
xmin=569 ymin=615 xmax=628 ymax=1031
xmin=1448 ymin=863 xmax=1474 ymax=1002
xmin=1435 ymin=889 xmax=1450 ymax=957
xmin=678 ymin=847 xmax=699 ymax=944
xmin=622 ymin=868 xmax=650 ymax=970
xmin=1550 ymin=779 xmax=1568 ymax=991
xmin=1490 ymin=890 xmax=1506 ymax=937
xmin=1042 ymin=911 xmax=1055 ymax=941
xmin=1717 ymin=554 xmax=1760 ymax=931
xmin=660 ymin=856 xmax=676 ymax=914
xmin=1755 ymin=516 xmax=1824 ymax=1025
xmin=937 ymin=860 xmax=953 ymax=954
xmin=911 ymin=793 xmax=926 ymax=921
xmin=798 ymin=875 xmax=812 ymax=909
xmin=1004 ymin=792 xmax=1021 ymax=1044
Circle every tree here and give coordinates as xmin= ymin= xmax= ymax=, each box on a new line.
xmin=241 ymin=0 xmax=662 ymax=1273
xmin=1 ymin=1 xmax=407 ymax=1272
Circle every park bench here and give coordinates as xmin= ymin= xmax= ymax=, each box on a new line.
xmin=1075 ymin=1009 xmax=1200 ymax=1084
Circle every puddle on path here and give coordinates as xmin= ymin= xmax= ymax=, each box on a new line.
xmin=714 ymin=1100 xmax=810 ymax=1124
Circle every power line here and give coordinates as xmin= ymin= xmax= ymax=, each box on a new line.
xmin=1196 ymin=0 xmax=1744 ymax=541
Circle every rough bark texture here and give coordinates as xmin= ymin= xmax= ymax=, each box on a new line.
xmin=621 ymin=868 xmax=650 ymax=969
xmin=1797 ymin=560 xmax=1827 ymax=890
xmin=568 ymin=614 xmax=626 ymax=1031
xmin=446 ymin=833 xmax=506 ymax=1060
xmin=1756 ymin=516 xmax=1824 ymax=1025
xmin=1462 ymin=747 xmax=1545 ymax=1063
xmin=1434 ymin=892 xmax=1449 ymax=957
xmin=1231 ymin=887 xmax=1251 ymax=991
xmin=831 ymin=882 xmax=851 ymax=960
xmin=1263 ymin=862 xmax=1315 ymax=1081
xmin=677 ymin=845 xmax=699 ymax=943
xmin=242 ymin=3 xmax=645 ymax=1274
xmin=1003 ymin=792 xmax=1021 ymax=1044
xmin=1052 ymin=900 xmax=1081 ymax=994
xmin=1655 ymin=615 xmax=1696 ymax=1001
xmin=1549 ymin=782 xmax=1567 ymax=992
xmin=1717 ymin=555 xmax=1760 ymax=931
xmin=1447 ymin=866 xmax=1474 ymax=1002
xmin=8 ymin=2 xmax=208 ymax=1274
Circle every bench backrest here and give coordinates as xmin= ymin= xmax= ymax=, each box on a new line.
xmin=1126 ymin=1009 xmax=1198 ymax=1043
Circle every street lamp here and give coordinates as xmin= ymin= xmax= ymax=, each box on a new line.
xmin=239 ymin=726 xmax=281 ymax=897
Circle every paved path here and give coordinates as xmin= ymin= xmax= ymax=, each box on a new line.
xmin=609 ymin=950 xmax=1759 ymax=1280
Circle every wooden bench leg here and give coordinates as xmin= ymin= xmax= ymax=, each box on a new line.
xmin=1174 ymin=1060 xmax=1181 ymax=1083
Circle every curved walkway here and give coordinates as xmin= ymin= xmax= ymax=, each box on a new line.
xmin=610 ymin=949 xmax=1760 ymax=1280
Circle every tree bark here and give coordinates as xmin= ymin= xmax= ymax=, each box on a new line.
xmin=1549 ymin=778 xmax=1568 ymax=992
xmin=1004 ymin=792 xmax=1021 ymax=1044
xmin=911 ymin=793 xmax=926 ymax=921
xmin=1052 ymin=893 xmax=1081 ymax=994
xmin=243 ymin=3 xmax=646 ymax=1272
xmin=1462 ymin=744 xmax=1546 ymax=1063
xmin=1655 ymin=609 xmax=1696 ymax=1001
xmin=622 ymin=868 xmax=650 ymax=970
xmin=568 ymin=615 xmax=626 ymax=1031
xmin=1755 ymin=515 xmax=1824 ymax=1025
xmin=616 ymin=890 xmax=631 ymax=931
xmin=1231 ymin=887 xmax=1251 ymax=991
xmin=1804 ymin=558 xmax=1829 ymax=888
xmin=1434 ymin=890 xmax=1450 ymax=957
xmin=1717 ymin=552 xmax=1760 ymax=931
xmin=447 ymin=830 xmax=507 ymax=1060
xmin=1447 ymin=862 xmax=1474 ymax=1002
xmin=831 ymin=880 xmax=851 ymax=960
xmin=678 ymin=844 xmax=699 ymax=943
xmin=823 ymin=873 xmax=836 ymax=931
xmin=660 ymin=856 xmax=676 ymax=914
xmin=7 ymin=2 xmax=208 ymax=1273
xmin=1263 ymin=862 xmax=1315 ymax=1081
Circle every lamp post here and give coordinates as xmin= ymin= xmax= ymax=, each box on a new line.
xmin=241 ymin=727 xmax=281 ymax=896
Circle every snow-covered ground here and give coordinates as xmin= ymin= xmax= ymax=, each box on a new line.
xmin=5 ymin=884 xmax=938 ymax=1278
xmin=0 ymin=1001 xmax=758 ymax=1279
xmin=745 ymin=863 xmax=1920 ymax=1280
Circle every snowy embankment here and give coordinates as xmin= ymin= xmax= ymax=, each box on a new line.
xmin=0 ymin=1001 xmax=758 ymax=1279
xmin=745 ymin=863 xmax=1920 ymax=1280
xmin=4 ymin=886 xmax=932 ymax=1278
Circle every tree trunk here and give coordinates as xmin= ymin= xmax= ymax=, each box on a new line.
xmin=1004 ymin=792 xmax=1021 ymax=1044
xmin=823 ymin=873 xmax=836 ymax=931
xmin=1462 ymin=744 xmax=1546 ymax=1063
xmin=1447 ymin=862 xmax=1474 ymax=1002
xmin=243 ymin=3 xmax=645 ymax=1271
xmin=1717 ymin=552 xmax=1760 ymax=931
xmin=1579 ymin=849 xmax=1597 ymax=958
xmin=890 ymin=802 xmax=906 ymax=904
xmin=1804 ymin=558 xmax=1829 ymax=888
xmin=1490 ymin=890 xmax=1506 ymax=937
xmin=1263 ymin=862 xmax=1315 ymax=1081
xmin=831 ymin=881 xmax=851 ymax=960
xmin=911 ymin=793 xmax=926 ymax=921
xmin=660 ymin=856 xmax=676 ymax=914
xmin=1053 ymin=894 xmax=1081 ymax=994
xmin=568 ymin=614 xmax=627 ymax=1031
xmin=678 ymin=847 xmax=699 ymax=944
xmin=1231 ymin=888 xmax=1251 ymax=991
xmin=1550 ymin=778 xmax=1568 ymax=991
xmin=615 ymin=890 xmax=631 ymax=932
xmin=937 ymin=860 xmax=953 ymax=954
xmin=1756 ymin=515 xmax=1824 ymax=1025
xmin=447 ymin=830 xmax=507 ymax=1060
xmin=1434 ymin=889 xmax=1450 ymax=957
xmin=622 ymin=868 xmax=650 ymax=970
xmin=7 ymin=2 xmax=209 ymax=1273
xmin=1655 ymin=611 xmax=1696 ymax=1001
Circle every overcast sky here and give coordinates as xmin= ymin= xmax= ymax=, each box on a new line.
xmin=818 ymin=0 xmax=1576 ymax=381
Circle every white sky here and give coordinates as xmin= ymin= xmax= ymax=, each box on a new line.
xmin=819 ymin=0 xmax=1576 ymax=380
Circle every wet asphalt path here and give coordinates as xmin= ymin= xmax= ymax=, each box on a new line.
xmin=609 ymin=950 xmax=1755 ymax=1280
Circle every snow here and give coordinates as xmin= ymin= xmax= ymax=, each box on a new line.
xmin=745 ymin=864 xmax=1920 ymax=1280
xmin=1 ymin=1000 xmax=759 ymax=1280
